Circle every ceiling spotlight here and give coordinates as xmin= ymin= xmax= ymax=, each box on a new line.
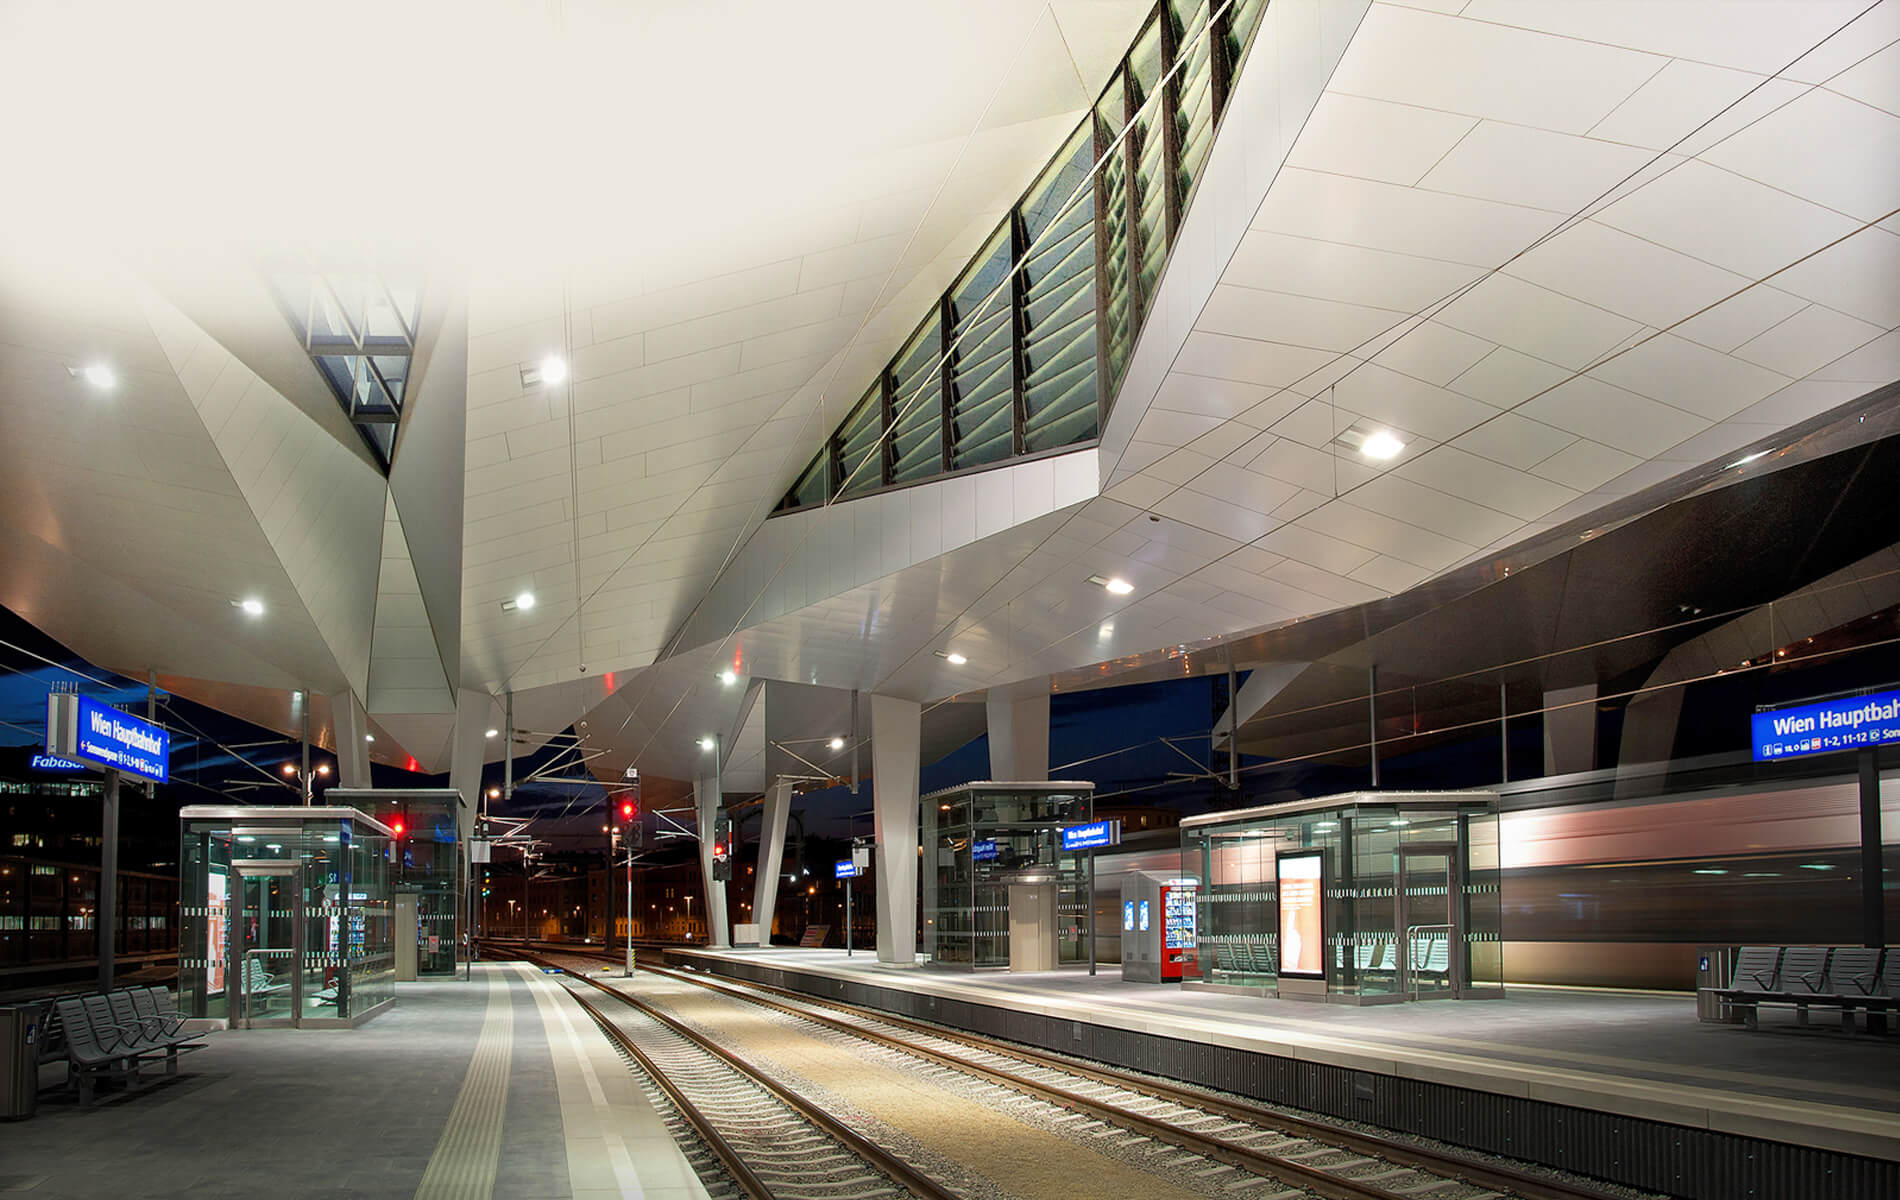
xmin=828 ymin=736 xmax=846 ymax=751
xmin=1099 ymin=623 xmax=1114 ymax=638
xmin=539 ymin=356 xmax=568 ymax=385
xmin=239 ymin=597 xmax=265 ymax=616
xmin=81 ymin=364 xmax=116 ymax=389
xmin=718 ymin=669 xmax=737 ymax=685
xmin=485 ymin=728 xmax=498 ymax=739
xmin=364 ymin=734 xmax=375 ymax=743
xmin=1105 ymin=577 xmax=1134 ymax=595
xmin=281 ymin=763 xmax=297 ymax=776
xmin=316 ymin=764 xmax=330 ymax=776
xmin=698 ymin=736 xmax=715 ymax=751
xmin=1359 ymin=430 xmax=1405 ymax=460
xmin=514 ymin=591 xmax=536 ymax=611
xmin=488 ymin=787 xmax=501 ymax=799
xmin=946 ymin=652 xmax=968 ymax=666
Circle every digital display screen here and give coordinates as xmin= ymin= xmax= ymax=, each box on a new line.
xmin=1138 ymin=900 xmax=1149 ymax=932
xmin=1752 ymin=687 xmax=1900 ymax=761
xmin=1162 ymin=885 xmax=1196 ymax=950
xmin=972 ymin=839 xmax=999 ymax=863
xmin=1277 ymin=851 xmax=1324 ymax=979
xmin=1123 ymin=900 xmax=1135 ymax=932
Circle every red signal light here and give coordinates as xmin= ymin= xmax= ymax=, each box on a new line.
xmin=621 ymin=800 xmax=635 ymax=820
xmin=393 ymin=821 xmax=405 ymax=838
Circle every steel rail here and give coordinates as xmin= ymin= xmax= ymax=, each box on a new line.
xmin=514 ymin=950 xmax=960 ymax=1200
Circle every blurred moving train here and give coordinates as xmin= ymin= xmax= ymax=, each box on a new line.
xmin=1089 ymin=765 xmax=1898 ymax=991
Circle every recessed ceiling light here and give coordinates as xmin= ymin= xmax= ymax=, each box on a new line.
xmin=238 ymin=597 xmax=265 ymax=616
xmin=364 ymin=734 xmax=375 ymax=743
xmin=1099 ymin=623 xmax=1114 ymax=638
xmin=828 ymin=736 xmax=846 ymax=751
xmin=513 ymin=591 xmax=536 ymax=611
xmin=538 ymin=356 xmax=568 ymax=385
xmin=698 ymin=736 xmax=715 ymax=751
xmin=933 ymin=649 xmax=968 ymax=666
xmin=718 ymin=669 xmax=737 ymax=685
xmin=81 ymin=364 xmax=116 ymax=389
xmin=1359 ymin=430 xmax=1405 ymax=460
xmin=1086 ymin=573 xmax=1135 ymax=595
xmin=485 ymin=728 xmax=498 ymax=738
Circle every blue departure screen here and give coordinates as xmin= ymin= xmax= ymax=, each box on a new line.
xmin=1752 ymin=688 xmax=1900 ymax=762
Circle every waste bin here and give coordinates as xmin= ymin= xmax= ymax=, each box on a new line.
xmin=1695 ymin=945 xmax=1739 ymax=1024
xmin=0 ymin=1003 xmax=39 ymax=1120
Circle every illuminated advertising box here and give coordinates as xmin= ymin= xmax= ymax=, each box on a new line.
xmin=1276 ymin=850 xmax=1325 ymax=979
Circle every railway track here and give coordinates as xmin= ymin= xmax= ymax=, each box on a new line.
xmin=509 ymin=944 xmax=1641 ymax=1200
xmin=544 ymin=959 xmax=959 ymax=1200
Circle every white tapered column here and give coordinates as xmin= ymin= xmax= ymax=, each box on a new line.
xmin=871 ymin=694 xmax=921 ymax=966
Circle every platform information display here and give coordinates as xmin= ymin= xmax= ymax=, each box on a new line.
xmin=972 ymin=838 xmax=999 ymax=863
xmin=835 ymin=859 xmax=859 ymax=879
xmin=46 ymin=693 xmax=170 ymax=783
xmin=1752 ymin=687 xmax=1900 ymax=762
xmin=1060 ymin=818 xmax=1121 ymax=853
xmin=1277 ymin=851 xmax=1324 ymax=979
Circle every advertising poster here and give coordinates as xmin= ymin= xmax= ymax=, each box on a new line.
xmin=207 ymin=869 xmax=228 ymax=995
xmin=1277 ymin=851 xmax=1324 ymax=979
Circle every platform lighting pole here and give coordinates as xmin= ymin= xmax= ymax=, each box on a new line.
xmin=845 ymin=873 xmax=853 ymax=957
xmin=625 ymin=839 xmax=633 ymax=976
xmin=1368 ymin=664 xmax=1380 ymax=789
xmin=300 ymin=694 xmax=312 ymax=805
xmin=850 ymin=690 xmax=860 ymax=795
xmin=99 ymin=767 xmax=119 ymax=994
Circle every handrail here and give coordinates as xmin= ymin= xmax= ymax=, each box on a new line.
xmin=1404 ymin=925 xmax=1453 ymax=998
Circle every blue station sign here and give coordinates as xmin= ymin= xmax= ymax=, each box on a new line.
xmin=29 ymin=753 xmax=89 ymax=773
xmin=46 ymin=694 xmax=171 ymax=783
xmin=1752 ymin=687 xmax=1900 ymax=763
xmin=972 ymin=838 xmax=999 ymax=863
xmin=835 ymin=859 xmax=859 ymax=880
xmin=1059 ymin=818 xmax=1122 ymax=853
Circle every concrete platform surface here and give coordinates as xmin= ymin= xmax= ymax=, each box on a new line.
xmin=4 ymin=964 xmax=709 ymax=1200
xmin=678 ymin=946 xmax=1900 ymax=1164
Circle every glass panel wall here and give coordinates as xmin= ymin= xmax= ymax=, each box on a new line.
xmin=920 ymin=782 xmax=1094 ymax=969
xmin=1181 ymin=793 xmax=1503 ymax=1002
xmin=775 ymin=0 xmax=1267 ymax=514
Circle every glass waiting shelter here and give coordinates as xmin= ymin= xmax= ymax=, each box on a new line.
xmin=920 ymin=781 xmax=1095 ymax=969
xmin=330 ymin=788 xmax=464 ymax=977
xmin=178 ymin=806 xmax=395 ymax=1028
xmin=1179 ymin=792 xmax=1502 ymax=1003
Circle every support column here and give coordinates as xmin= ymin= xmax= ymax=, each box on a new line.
xmin=754 ymin=777 xmax=794 ymax=945
xmin=329 ymin=691 xmax=372 ymax=787
xmin=1543 ymin=684 xmax=1600 ymax=776
xmin=872 ymin=694 xmax=921 ymax=966
xmin=448 ymin=689 xmax=490 ymax=845
xmin=986 ymin=694 xmax=1050 ymax=781
xmin=1859 ymin=748 xmax=1885 ymax=949
xmin=695 ymin=755 xmax=732 ymax=949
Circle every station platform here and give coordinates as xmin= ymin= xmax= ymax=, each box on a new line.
xmin=674 ymin=946 xmax=1900 ymax=1197
xmin=10 ymin=963 xmax=708 ymax=1200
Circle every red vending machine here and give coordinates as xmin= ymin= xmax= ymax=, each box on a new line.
xmin=1159 ymin=879 xmax=1198 ymax=981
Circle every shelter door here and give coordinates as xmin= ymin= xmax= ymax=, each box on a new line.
xmin=1397 ymin=845 xmax=1460 ymax=1000
xmin=230 ymin=864 xmax=300 ymax=1027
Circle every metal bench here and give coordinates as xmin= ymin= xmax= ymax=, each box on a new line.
xmin=1715 ymin=946 xmax=1895 ymax=1033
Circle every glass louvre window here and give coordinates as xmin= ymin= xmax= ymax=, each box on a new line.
xmin=947 ymin=229 xmax=1016 ymax=471
xmin=1019 ymin=127 xmax=1100 ymax=452
xmin=772 ymin=0 xmax=1278 ymax=515
xmin=1223 ymin=0 xmax=1269 ymax=81
xmin=834 ymin=385 xmax=884 ymax=498
xmin=1172 ymin=0 xmax=1216 ymax=208
xmin=889 ymin=316 xmax=946 ymax=483
xmin=1096 ymin=73 xmax=1133 ymax=389
xmin=270 ymin=270 xmax=420 ymax=471
xmin=782 ymin=453 xmax=828 ymax=511
xmin=1127 ymin=17 xmax=1170 ymax=322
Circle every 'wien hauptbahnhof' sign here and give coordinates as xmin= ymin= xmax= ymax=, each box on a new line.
xmin=46 ymin=694 xmax=171 ymax=783
xmin=1751 ymin=687 xmax=1900 ymax=763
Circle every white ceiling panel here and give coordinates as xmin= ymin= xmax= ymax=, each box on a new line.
xmin=1517 ymin=375 xmax=1709 ymax=454
xmin=1462 ymin=1 xmax=1865 ymax=74
xmin=1593 ymin=160 xmax=1861 ymax=278
xmin=1223 ymin=230 xmax=1486 ymax=312
xmin=1504 ymin=219 xmax=1753 ymax=331
xmin=1529 ymin=437 xmax=1645 ymax=493
xmin=1252 ymin=168 xmax=1563 ymax=268
xmin=1284 ymin=92 xmax=1476 ymax=185
xmin=1434 ymin=274 xmax=1643 ymax=371
xmin=1767 ymin=226 xmax=1900 ymax=327
xmin=1327 ymin=3 xmax=1663 ymax=133
xmin=1700 ymin=86 xmax=1900 ymax=223
xmin=1420 ymin=120 xmax=1656 ymax=213
xmin=1590 ymin=333 xmax=1794 ymax=420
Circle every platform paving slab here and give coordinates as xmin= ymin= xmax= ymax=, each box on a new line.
xmin=2 ymin=964 xmax=708 ymax=1200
